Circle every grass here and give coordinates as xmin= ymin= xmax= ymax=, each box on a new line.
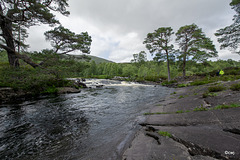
xmin=158 ymin=131 xmax=172 ymax=138
xmin=189 ymin=75 xmax=240 ymax=86
xmin=213 ymin=104 xmax=240 ymax=110
xmin=175 ymin=110 xmax=185 ymax=114
xmin=177 ymin=83 xmax=188 ymax=88
xmin=193 ymin=106 xmax=208 ymax=112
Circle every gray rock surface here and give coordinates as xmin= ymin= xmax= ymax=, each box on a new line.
xmin=123 ymin=80 xmax=240 ymax=160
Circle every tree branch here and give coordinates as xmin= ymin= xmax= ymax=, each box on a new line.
xmin=0 ymin=43 xmax=41 ymax=68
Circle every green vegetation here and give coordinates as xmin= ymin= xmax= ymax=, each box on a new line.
xmin=193 ymin=106 xmax=208 ymax=112
xmin=170 ymin=92 xmax=177 ymax=95
xmin=176 ymin=24 xmax=218 ymax=77
xmin=215 ymin=0 xmax=240 ymax=55
xmin=144 ymin=27 xmax=175 ymax=81
xmin=177 ymin=83 xmax=188 ymax=88
xmin=144 ymin=103 xmax=240 ymax=115
xmin=175 ymin=110 xmax=185 ymax=114
xmin=1 ymin=48 xmax=240 ymax=96
xmin=178 ymin=95 xmax=188 ymax=99
xmin=208 ymin=85 xmax=226 ymax=92
xmin=158 ymin=131 xmax=173 ymax=138
xmin=214 ymin=104 xmax=240 ymax=110
xmin=202 ymin=92 xmax=218 ymax=98
xmin=230 ymin=83 xmax=240 ymax=91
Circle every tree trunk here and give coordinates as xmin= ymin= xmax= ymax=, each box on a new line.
xmin=166 ymin=53 xmax=171 ymax=82
xmin=1 ymin=15 xmax=20 ymax=67
xmin=182 ymin=53 xmax=186 ymax=77
xmin=7 ymin=52 xmax=20 ymax=67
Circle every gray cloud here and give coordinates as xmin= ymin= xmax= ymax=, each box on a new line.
xmin=28 ymin=0 xmax=239 ymax=62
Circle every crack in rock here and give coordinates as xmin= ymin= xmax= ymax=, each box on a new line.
xmin=140 ymin=123 xmax=191 ymax=127
xmin=171 ymin=135 xmax=228 ymax=160
xmin=145 ymin=131 xmax=161 ymax=145
xmin=223 ymin=128 xmax=240 ymax=136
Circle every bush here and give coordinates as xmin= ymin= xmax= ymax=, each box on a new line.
xmin=0 ymin=66 xmax=71 ymax=94
xmin=190 ymin=80 xmax=212 ymax=86
xmin=230 ymin=83 xmax=240 ymax=91
xmin=208 ymin=85 xmax=225 ymax=92
xmin=202 ymin=92 xmax=218 ymax=98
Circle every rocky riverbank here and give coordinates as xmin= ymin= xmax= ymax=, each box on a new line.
xmin=122 ymin=79 xmax=240 ymax=160
xmin=0 ymin=79 xmax=88 ymax=104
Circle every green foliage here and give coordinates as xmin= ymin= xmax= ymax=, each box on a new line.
xmin=177 ymin=83 xmax=188 ymax=88
xmin=230 ymin=83 xmax=240 ymax=91
xmin=202 ymin=92 xmax=218 ymax=98
xmin=144 ymin=27 xmax=175 ymax=81
xmin=0 ymin=66 xmax=71 ymax=94
xmin=158 ymin=131 xmax=172 ymax=138
xmin=176 ymin=24 xmax=218 ymax=77
xmin=208 ymin=85 xmax=226 ymax=92
xmin=215 ymin=1 xmax=240 ymax=55
xmin=0 ymin=0 xmax=70 ymax=67
xmin=190 ymin=80 xmax=212 ymax=86
xmin=131 ymin=51 xmax=147 ymax=65
xmin=44 ymin=25 xmax=92 ymax=54
xmin=193 ymin=107 xmax=208 ymax=112
xmin=42 ymin=86 xmax=58 ymax=94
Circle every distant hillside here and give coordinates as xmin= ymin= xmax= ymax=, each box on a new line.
xmin=87 ymin=55 xmax=114 ymax=64
xmin=62 ymin=54 xmax=114 ymax=64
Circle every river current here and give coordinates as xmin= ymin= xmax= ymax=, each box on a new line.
xmin=0 ymin=79 xmax=173 ymax=160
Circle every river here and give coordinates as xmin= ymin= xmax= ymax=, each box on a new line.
xmin=0 ymin=79 xmax=173 ymax=160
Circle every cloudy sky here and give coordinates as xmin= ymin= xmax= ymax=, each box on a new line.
xmin=27 ymin=0 xmax=240 ymax=62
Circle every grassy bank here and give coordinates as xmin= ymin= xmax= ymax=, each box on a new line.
xmin=1 ymin=50 xmax=240 ymax=95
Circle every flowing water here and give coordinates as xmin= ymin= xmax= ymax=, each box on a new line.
xmin=0 ymin=79 xmax=173 ymax=160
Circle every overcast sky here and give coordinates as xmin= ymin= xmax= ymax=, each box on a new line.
xmin=27 ymin=0 xmax=240 ymax=62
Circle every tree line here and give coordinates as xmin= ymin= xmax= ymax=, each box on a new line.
xmin=0 ymin=0 xmax=240 ymax=79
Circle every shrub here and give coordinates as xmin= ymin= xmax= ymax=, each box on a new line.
xmin=208 ymin=85 xmax=225 ymax=92
xmin=0 ymin=66 xmax=71 ymax=94
xmin=202 ymin=92 xmax=218 ymax=98
xmin=230 ymin=83 xmax=240 ymax=91
xmin=190 ymin=80 xmax=212 ymax=86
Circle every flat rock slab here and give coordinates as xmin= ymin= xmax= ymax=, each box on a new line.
xmin=123 ymin=81 xmax=240 ymax=160
xmin=144 ymin=108 xmax=240 ymax=127
xmin=122 ymin=130 xmax=218 ymax=160
xmin=153 ymin=125 xmax=240 ymax=159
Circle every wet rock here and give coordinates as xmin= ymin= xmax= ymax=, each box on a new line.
xmin=74 ymin=78 xmax=88 ymax=88
xmin=57 ymin=87 xmax=81 ymax=94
